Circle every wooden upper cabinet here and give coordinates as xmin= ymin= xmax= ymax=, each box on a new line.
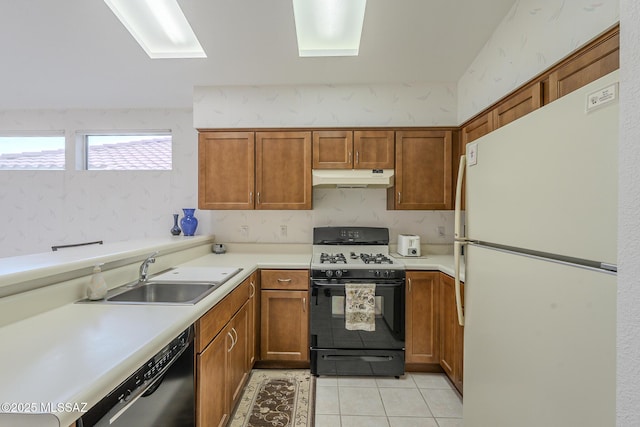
xmin=312 ymin=130 xmax=394 ymax=170
xmin=492 ymin=82 xmax=542 ymax=130
xmin=391 ymin=130 xmax=452 ymax=210
xmin=461 ymin=111 xmax=494 ymax=146
xmin=547 ymin=26 xmax=619 ymax=103
xmin=198 ymin=131 xmax=255 ymax=210
xmin=256 ymin=131 xmax=312 ymax=210
xmin=312 ymin=130 xmax=353 ymax=169
xmin=353 ymin=130 xmax=395 ymax=169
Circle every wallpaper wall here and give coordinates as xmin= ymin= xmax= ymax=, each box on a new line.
xmin=0 ymin=109 xmax=206 ymax=258
xmin=194 ymin=82 xmax=457 ymax=128
xmin=457 ymin=0 xmax=620 ymax=123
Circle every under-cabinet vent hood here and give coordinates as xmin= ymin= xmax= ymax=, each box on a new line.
xmin=312 ymin=169 xmax=394 ymax=188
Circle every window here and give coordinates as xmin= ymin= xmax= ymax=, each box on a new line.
xmin=0 ymin=134 xmax=66 ymax=170
xmin=83 ymin=132 xmax=172 ymax=170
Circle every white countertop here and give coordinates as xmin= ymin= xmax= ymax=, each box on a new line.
xmin=0 ymin=242 xmax=459 ymax=427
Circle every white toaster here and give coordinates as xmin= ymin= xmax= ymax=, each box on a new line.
xmin=397 ymin=234 xmax=421 ymax=257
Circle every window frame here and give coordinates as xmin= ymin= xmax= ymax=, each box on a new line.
xmin=76 ymin=130 xmax=173 ymax=171
xmin=0 ymin=131 xmax=67 ymax=171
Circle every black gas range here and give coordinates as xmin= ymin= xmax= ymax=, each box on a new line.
xmin=309 ymin=226 xmax=406 ymax=377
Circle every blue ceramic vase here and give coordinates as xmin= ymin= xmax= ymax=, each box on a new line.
xmin=170 ymin=214 xmax=182 ymax=236
xmin=180 ymin=209 xmax=198 ymax=236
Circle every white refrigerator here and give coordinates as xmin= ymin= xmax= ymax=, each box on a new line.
xmin=455 ymin=71 xmax=618 ymax=427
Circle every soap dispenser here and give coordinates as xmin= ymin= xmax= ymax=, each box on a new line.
xmin=87 ymin=263 xmax=107 ymax=300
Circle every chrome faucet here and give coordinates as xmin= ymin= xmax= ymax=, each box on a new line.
xmin=138 ymin=251 xmax=158 ymax=283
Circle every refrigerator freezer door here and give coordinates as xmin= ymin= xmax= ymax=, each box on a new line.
xmin=463 ymin=244 xmax=615 ymax=427
xmin=465 ymin=71 xmax=618 ymax=265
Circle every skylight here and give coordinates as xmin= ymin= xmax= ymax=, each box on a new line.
xmin=293 ymin=0 xmax=367 ymax=57
xmin=104 ymin=0 xmax=206 ymax=59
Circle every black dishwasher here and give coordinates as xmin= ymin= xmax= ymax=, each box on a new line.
xmin=79 ymin=326 xmax=195 ymax=427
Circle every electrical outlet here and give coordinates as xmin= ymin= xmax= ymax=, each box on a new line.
xmin=437 ymin=226 xmax=445 ymax=238
xmin=240 ymin=225 xmax=249 ymax=237
xmin=280 ymin=225 xmax=287 ymax=237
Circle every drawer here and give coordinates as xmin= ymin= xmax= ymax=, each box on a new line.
xmin=260 ymin=270 xmax=309 ymax=290
xmin=196 ymin=277 xmax=250 ymax=353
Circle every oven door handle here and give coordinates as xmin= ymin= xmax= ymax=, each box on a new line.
xmin=311 ymin=281 xmax=405 ymax=288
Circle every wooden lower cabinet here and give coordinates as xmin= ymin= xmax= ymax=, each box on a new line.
xmin=197 ymin=302 xmax=249 ymax=427
xmin=196 ymin=276 xmax=254 ymax=427
xmin=405 ymin=271 xmax=439 ymax=364
xmin=247 ymin=272 xmax=259 ymax=367
xmin=439 ymin=273 xmax=464 ymax=393
xmin=260 ymin=269 xmax=310 ymax=362
xmin=260 ymin=290 xmax=309 ymax=361
xmin=197 ymin=322 xmax=231 ymax=427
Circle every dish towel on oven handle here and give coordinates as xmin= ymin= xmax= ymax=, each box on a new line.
xmin=345 ymin=283 xmax=376 ymax=331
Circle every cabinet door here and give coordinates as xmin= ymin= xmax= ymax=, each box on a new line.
xmin=393 ymin=130 xmax=452 ymax=210
xmin=228 ymin=303 xmax=249 ymax=407
xmin=198 ymin=131 xmax=255 ymax=210
xmin=247 ymin=272 xmax=259 ymax=368
xmin=260 ymin=290 xmax=309 ymax=361
xmin=547 ymin=28 xmax=619 ymax=103
xmin=197 ymin=327 xmax=230 ymax=427
xmin=313 ymin=130 xmax=353 ymax=169
xmin=406 ymin=271 xmax=439 ymax=364
xmin=354 ymin=130 xmax=395 ymax=169
xmin=256 ymin=131 xmax=312 ymax=210
xmin=439 ymin=273 xmax=463 ymax=393
xmin=492 ymin=83 xmax=542 ymax=130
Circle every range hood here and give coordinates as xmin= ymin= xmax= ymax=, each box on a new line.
xmin=312 ymin=169 xmax=394 ymax=188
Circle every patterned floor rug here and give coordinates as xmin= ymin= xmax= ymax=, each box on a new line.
xmin=229 ymin=369 xmax=315 ymax=427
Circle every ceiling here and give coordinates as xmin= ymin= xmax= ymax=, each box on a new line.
xmin=0 ymin=0 xmax=515 ymax=110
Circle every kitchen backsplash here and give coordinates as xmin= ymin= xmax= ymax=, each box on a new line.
xmin=206 ymin=188 xmax=454 ymax=246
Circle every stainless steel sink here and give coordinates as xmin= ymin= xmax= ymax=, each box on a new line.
xmin=106 ymin=281 xmax=219 ymax=305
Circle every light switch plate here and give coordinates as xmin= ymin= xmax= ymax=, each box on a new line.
xmin=467 ymin=142 xmax=478 ymax=166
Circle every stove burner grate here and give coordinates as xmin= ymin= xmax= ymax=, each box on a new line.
xmin=320 ymin=253 xmax=347 ymax=264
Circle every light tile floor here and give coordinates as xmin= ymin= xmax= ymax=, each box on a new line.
xmin=314 ymin=373 xmax=462 ymax=427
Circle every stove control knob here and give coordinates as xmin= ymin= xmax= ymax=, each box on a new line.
xmin=325 ymin=270 xmax=333 ymax=278
xmin=374 ymin=270 xmax=381 ymax=278
xmin=335 ymin=270 xmax=343 ymax=278
xmin=383 ymin=270 xmax=391 ymax=278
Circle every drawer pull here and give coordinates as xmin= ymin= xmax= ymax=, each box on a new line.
xmin=277 ymin=278 xmax=292 ymax=283
xmin=408 ymin=278 xmax=412 ymax=293
xmin=227 ymin=331 xmax=235 ymax=352
xmin=302 ymin=297 xmax=306 ymax=312
xmin=249 ymin=281 xmax=256 ymax=297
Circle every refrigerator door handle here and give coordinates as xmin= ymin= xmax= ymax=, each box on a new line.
xmin=453 ymin=154 xmax=466 ymax=326
xmin=454 ymin=240 xmax=465 ymax=326
xmin=454 ymin=155 xmax=466 ymax=241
